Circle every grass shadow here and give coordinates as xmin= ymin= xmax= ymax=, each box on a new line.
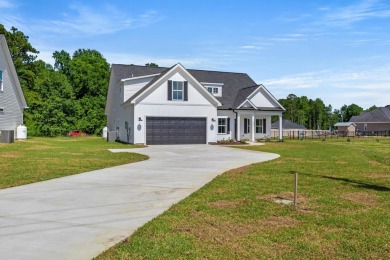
xmin=321 ymin=176 xmax=390 ymax=192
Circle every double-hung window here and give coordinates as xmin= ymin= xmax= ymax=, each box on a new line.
xmin=244 ymin=118 xmax=250 ymax=134
xmin=0 ymin=70 xmax=3 ymax=91
xmin=256 ymin=119 xmax=267 ymax=134
xmin=218 ymin=118 xmax=227 ymax=134
xmin=172 ymin=81 xmax=183 ymax=100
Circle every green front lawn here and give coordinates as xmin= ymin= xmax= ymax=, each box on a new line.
xmin=0 ymin=137 xmax=147 ymax=189
xmin=98 ymin=138 xmax=390 ymax=259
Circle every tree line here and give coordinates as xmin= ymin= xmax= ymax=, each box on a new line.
xmin=1 ymin=25 xmax=386 ymax=135
xmin=277 ymin=94 xmax=386 ymax=130
xmin=1 ymin=25 xmax=109 ymax=136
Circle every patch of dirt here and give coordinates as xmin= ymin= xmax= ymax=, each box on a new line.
xmin=0 ymin=152 xmax=21 ymax=158
xmin=225 ymin=165 xmax=251 ymax=175
xmin=343 ymin=192 xmax=378 ymax=207
xmin=258 ymin=192 xmax=316 ymax=212
xmin=177 ymin=212 xmax=298 ymax=258
xmin=369 ymin=160 xmax=381 ymax=166
xmin=208 ymin=198 xmax=251 ymax=209
xmin=335 ymin=160 xmax=348 ymax=164
xmin=25 ymin=145 xmax=54 ymax=150
xmin=366 ymin=173 xmax=390 ymax=179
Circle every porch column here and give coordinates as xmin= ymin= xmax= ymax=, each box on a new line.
xmin=237 ymin=113 xmax=241 ymax=141
xmin=279 ymin=115 xmax=283 ymax=141
xmin=251 ymin=112 xmax=255 ymax=142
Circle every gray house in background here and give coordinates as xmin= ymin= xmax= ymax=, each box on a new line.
xmin=349 ymin=107 xmax=390 ymax=132
xmin=0 ymin=35 xmax=27 ymax=136
xmin=271 ymin=119 xmax=306 ymax=130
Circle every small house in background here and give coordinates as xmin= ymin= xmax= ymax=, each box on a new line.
xmin=349 ymin=107 xmax=390 ymax=132
xmin=334 ymin=122 xmax=356 ymax=137
xmin=271 ymin=119 xmax=306 ymax=138
xmin=271 ymin=119 xmax=306 ymax=131
xmin=0 ymin=35 xmax=28 ymax=142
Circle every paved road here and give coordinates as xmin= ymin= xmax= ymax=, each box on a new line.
xmin=0 ymin=145 xmax=279 ymax=260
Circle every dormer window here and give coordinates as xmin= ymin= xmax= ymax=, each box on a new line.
xmin=203 ymin=83 xmax=222 ymax=97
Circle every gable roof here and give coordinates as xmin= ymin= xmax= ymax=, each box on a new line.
xmin=334 ymin=122 xmax=356 ymax=127
xmin=271 ymin=119 xmax=306 ymax=129
xmin=123 ymin=63 xmax=222 ymax=107
xmin=349 ymin=107 xmax=390 ymax=123
xmin=0 ymin=35 xmax=27 ymax=108
xmin=111 ymin=64 xmax=263 ymax=109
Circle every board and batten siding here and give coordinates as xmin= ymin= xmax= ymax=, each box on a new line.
xmin=249 ymin=88 xmax=279 ymax=108
xmin=0 ymin=45 xmax=23 ymax=131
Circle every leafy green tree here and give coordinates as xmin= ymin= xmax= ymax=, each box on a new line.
xmin=53 ymin=50 xmax=71 ymax=77
xmin=0 ymin=25 xmax=39 ymax=89
xmin=145 ymin=62 xmax=158 ymax=67
xmin=364 ymin=105 xmax=377 ymax=112
xmin=344 ymin=104 xmax=363 ymax=121
xmin=68 ymin=49 xmax=110 ymax=134
xmin=26 ymin=69 xmax=76 ymax=136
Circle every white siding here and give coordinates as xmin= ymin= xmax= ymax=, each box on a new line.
xmin=216 ymin=110 xmax=235 ymax=141
xmin=140 ymin=72 xmax=211 ymax=105
xmin=123 ymin=76 xmax=154 ymax=102
xmin=0 ymin=45 xmax=23 ymax=131
xmin=238 ymin=113 xmax=272 ymax=140
xmin=249 ymin=88 xmax=279 ymax=108
xmin=133 ymin=103 xmax=217 ymax=144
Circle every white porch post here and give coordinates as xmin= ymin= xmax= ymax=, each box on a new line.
xmin=279 ymin=115 xmax=283 ymax=141
xmin=237 ymin=112 xmax=241 ymax=141
xmin=251 ymin=112 xmax=255 ymax=142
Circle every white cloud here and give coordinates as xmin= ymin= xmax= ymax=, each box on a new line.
xmin=324 ymin=0 xmax=390 ymax=27
xmin=0 ymin=0 xmax=15 ymax=8
xmin=262 ymin=66 xmax=390 ymax=108
xmin=31 ymin=4 xmax=163 ymax=36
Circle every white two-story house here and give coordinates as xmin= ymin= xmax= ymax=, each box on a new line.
xmin=0 ymin=35 xmax=27 ymax=137
xmin=105 ymin=63 xmax=284 ymax=144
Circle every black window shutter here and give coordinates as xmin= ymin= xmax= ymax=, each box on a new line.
xmin=184 ymin=81 xmax=188 ymax=101
xmin=244 ymin=119 xmax=248 ymax=134
xmin=227 ymin=118 xmax=230 ymax=133
xmin=168 ymin=80 xmax=172 ymax=100
xmin=263 ymin=119 xmax=267 ymax=133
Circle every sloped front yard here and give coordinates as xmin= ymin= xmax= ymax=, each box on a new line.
xmin=98 ymin=139 xmax=390 ymax=259
xmin=0 ymin=137 xmax=147 ymax=189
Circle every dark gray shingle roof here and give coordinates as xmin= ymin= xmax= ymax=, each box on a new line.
xmin=271 ymin=119 xmax=306 ymax=130
xmin=111 ymin=64 xmax=275 ymax=109
xmin=349 ymin=107 xmax=390 ymax=122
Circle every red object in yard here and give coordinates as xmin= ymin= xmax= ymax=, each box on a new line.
xmin=68 ymin=130 xmax=87 ymax=136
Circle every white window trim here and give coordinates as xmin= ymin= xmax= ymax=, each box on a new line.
xmin=217 ymin=116 xmax=228 ymax=134
xmin=172 ymin=81 xmax=184 ymax=101
xmin=256 ymin=119 xmax=263 ymax=133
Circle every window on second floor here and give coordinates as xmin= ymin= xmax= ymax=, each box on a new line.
xmin=172 ymin=81 xmax=184 ymax=100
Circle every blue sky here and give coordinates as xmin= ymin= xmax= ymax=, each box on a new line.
xmin=1 ymin=0 xmax=390 ymax=110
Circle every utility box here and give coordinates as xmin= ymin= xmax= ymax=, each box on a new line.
xmin=107 ymin=131 xmax=117 ymax=142
xmin=0 ymin=130 xmax=15 ymax=143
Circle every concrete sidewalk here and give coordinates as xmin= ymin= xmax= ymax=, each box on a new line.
xmin=0 ymin=145 xmax=279 ymax=260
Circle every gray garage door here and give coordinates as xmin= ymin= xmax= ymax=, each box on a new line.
xmin=146 ymin=117 xmax=207 ymax=145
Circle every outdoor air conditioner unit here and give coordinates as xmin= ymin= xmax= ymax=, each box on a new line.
xmin=0 ymin=130 xmax=15 ymax=143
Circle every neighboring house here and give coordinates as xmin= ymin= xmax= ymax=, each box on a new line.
xmin=334 ymin=122 xmax=356 ymax=137
xmin=271 ymin=119 xmax=306 ymax=130
xmin=0 ymin=35 xmax=27 ymax=136
xmin=271 ymin=119 xmax=306 ymax=138
xmin=105 ymin=63 xmax=285 ymax=145
xmin=349 ymin=107 xmax=390 ymax=132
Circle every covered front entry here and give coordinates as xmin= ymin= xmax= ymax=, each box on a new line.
xmin=146 ymin=117 xmax=207 ymax=145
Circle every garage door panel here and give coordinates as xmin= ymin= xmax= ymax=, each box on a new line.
xmin=146 ymin=117 xmax=206 ymax=145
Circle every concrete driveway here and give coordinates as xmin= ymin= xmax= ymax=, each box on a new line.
xmin=0 ymin=145 xmax=279 ymax=260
